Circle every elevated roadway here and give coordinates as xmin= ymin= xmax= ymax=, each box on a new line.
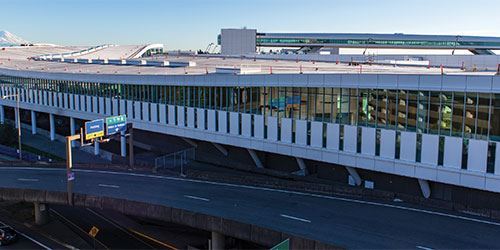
xmin=0 ymin=167 xmax=500 ymax=249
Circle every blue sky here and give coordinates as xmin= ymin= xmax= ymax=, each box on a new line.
xmin=2 ymin=0 xmax=499 ymax=49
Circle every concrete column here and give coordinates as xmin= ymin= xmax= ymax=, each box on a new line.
xmin=418 ymin=179 xmax=431 ymax=199
xmin=94 ymin=140 xmax=100 ymax=156
xmin=70 ymin=117 xmax=76 ymax=147
xmin=0 ymin=105 xmax=4 ymax=124
xmin=346 ymin=166 xmax=362 ymax=186
xmin=247 ymin=149 xmax=264 ymax=168
xmin=211 ymin=231 xmax=225 ymax=250
xmin=120 ymin=130 xmax=126 ymax=157
xmin=49 ymin=113 xmax=55 ymax=141
xmin=31 ymin=110 xmax=37 ymax=134
xmin=294 ymin=157 xmax=308 ymax=176
xmin=34 ymin=202 xmax=49 ymax=225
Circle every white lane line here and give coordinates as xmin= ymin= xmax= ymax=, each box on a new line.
xmin=0 ymin=219 xmax=51 ymax=250
xmin=184 ymin=195 xmax=210 ymax=202
xmin=280 ymin=214 xmax=311 ymax=223
xmin=4 ymin=167 xmax=500 ymax=227
xmin=98 ymin=184 xmax=120 ymax=188
xmin=416 ymin=245 xmax=434 ymax=250
xmin=17 ymin=178 xmax=39 ymax=182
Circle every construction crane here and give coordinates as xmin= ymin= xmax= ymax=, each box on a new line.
xmin=205 ymin=43 xmax=215 ymax=54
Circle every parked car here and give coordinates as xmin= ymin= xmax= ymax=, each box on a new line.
xmin=0 ymin=226 xmax=18 ymax=246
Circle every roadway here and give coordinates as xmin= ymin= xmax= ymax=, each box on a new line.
xmin=1 ymin=166 xmax=500 ymax=249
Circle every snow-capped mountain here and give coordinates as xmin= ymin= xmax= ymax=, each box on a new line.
xmin=0 ymin=31 xmax=29 ymax=45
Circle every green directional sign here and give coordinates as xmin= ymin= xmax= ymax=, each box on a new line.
xmin=105 ymin=115 xmax=127 ymax=136
xmin=270 ymin=239 xmax=289 ymax=250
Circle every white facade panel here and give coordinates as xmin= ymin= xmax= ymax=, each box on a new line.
xmin=400 ymin=131 xmax=417 ymax=162
xmin=177 ymin=106 xmax=185 ymax=126
xmin=105 ymin=98 xmax=112 ymax=116
xmin=112 ymin=99 xmax=118 ymax=115
xmin=218 ymin=111 xmax=228 ymax=133
xmin=99 ymin=97 xmax=105 ymax=114
xmin=343 ymin=125 xmax=357 ymax=153
xmin=295 ymin=120 xmax=308 ymax=146
xmin=467 ymin=139 xmax=488 ymax=173
xmin=187 ymin=107 xmax=195 ymax=128
xmin=421 ymin=134 xmax=439 ymax=166
xmin=168 ymin=105 xmax=176 ymax=125
xmin=326 ymin=123 xmax=340 ymax=150
xmin=310 ymin=121 xmax=323 ymax=148
xmin=127 ymin=100 xmax=133 ymax=119
xmin=57 ymin=93 xmax=62 ymax=107
xmin=380 ymin=129 xmax=396 ymax=159
xmin=361 ymin=127 xmax=376 ymax=156
xmin=150 ymin=103 xmax=158 ymax=123
xmin=443 ymin=136 xmax=462 ymax=169
xmin=119 ymin=100 xmax=126 ymax=115
xmin=80 ymin=95 xmax=85 ymax=111
xmin=254 ymin=115 xmax=264 ymax=139
xmin=48 ymin=92 xmax=53 ymax=107
xmin=142 ymin=102 xmax=150 ymax=121
xmin=69 ymin=94 xmax=74 ymax=110
xmin=267 ymin=116 xmax=278 ymax=141
xmin=281 ymin=118 xmax=292 ymax=143
xmin=92 ymin=96 xmax=98 ymax=113
xmin=43 ymin=91 xmax=48 ymax=106
xmin=63 ymin=93 xmax=68 ymax=108
xmin=197 ymin=108 xmax=206 ymax=130
xmin=159 ymin=104 xmax=167 ymax=124
xmin=496 ymin=142 xmax=500 ymax=175
xmin=134 ymin=102 xmax=141 ymax=120
xmin=229 ymin=112 xmax=239 ymax=135
xmin=207 ymin=110 xmax=216 ymax=131
xmin=241 ymin=113 xmax=251 ymax=137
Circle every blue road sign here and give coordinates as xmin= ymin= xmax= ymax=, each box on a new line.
xmin=85 ymin=119 xmax=105 ymax=140
xmin=106 ymin=115 xmax=127 ymax=136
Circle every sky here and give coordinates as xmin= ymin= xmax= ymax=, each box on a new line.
xmin=1 ymin=0 xmax=499 ymax=50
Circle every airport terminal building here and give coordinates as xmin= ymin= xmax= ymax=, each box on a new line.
xmin=1 ymin=30 xmax=500 ymax=207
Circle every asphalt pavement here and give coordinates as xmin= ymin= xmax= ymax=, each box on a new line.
xmin=1 ymin=166 xmax=500 ymax=249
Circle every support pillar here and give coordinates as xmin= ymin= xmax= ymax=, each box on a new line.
xmin=31 ymin=110 xmax=37 ymax=134
xmin=182 ymin=137 xmax=198 ymax=148
xmin=418 ymin=179 xmax=431 ymax=199
xmin=94 ymin=140 xmax=100 ymax=156
xmin=346 ymin=166 xmax=362 ymax=186
xmin=211 ymin=142 xmax=228 ymax=156
xmin=120 ymin=130 xmax=126 ymax=157
xmin=70 ymin=117 xmax=76 ymax=147
xmin=294 ymin=157 xmax=308 ymax=176
xmin=211 ymin=231 xmax=225 ymax=250
xmin=0 ymin=105 xmax=5 ymax=124
xmin=247 ymin=149 xmax=264 ymax=168
xmin=49 ymin=113 xmax=55 ymax=141
xmin=34 ymin=202 xmax=49 ymax=226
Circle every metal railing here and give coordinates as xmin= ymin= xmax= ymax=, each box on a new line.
xmin=154 ymin=147 xmax=195 ymax=176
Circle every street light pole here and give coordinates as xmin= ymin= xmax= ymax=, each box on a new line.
xmin=2 ymin=94 xmax=22 ymax=160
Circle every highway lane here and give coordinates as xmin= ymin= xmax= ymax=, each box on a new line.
xmin=1 ymin=167 xmax=500 ymax=249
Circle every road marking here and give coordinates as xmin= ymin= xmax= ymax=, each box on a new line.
xmin=98 ymin=184 xmax=120 ymax=188
xmin=17 ymin=178 xmax=39 ymax=182
xmin=280 ymin=214 xmax=311 ymax=223
xmin=416 ymin=246 xmax=434 ymax=250
xmin=129 ymin=228 xmax=178 ymax=250
xmin=4 ymin=167 xmax=500 ymax=227
xmin=0 ymin=219 xmax=51 ymax=250
xmin=184 ymin=195 xmax=210 ymax=202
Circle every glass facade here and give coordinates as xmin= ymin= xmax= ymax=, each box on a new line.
xmin=256 ymin=37 xmax=500 ymax=48
xmin=1 ymin=75 xmax=499 ymax=142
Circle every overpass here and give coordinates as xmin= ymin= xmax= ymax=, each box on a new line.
xmin=1 ymin=166 xmax=500 ymax=248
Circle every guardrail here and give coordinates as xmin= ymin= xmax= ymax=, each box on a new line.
xmin=154 ymin=147 xmax=195 ymax=175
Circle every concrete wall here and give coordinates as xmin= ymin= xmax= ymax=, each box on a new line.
xmin=221 ymin=29 xmax=257 ymax=55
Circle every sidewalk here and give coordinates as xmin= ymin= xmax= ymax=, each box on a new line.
xmin=21 ymin=128 xmax=110 ymax=164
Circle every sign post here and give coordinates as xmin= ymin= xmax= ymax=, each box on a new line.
xmin=65 ymin=133 xmax=81 ymax=206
